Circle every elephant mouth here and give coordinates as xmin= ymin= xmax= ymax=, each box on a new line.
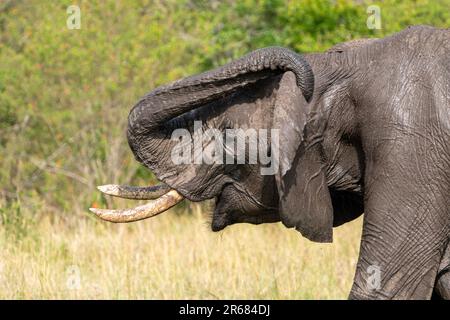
xmin=210 ymin=210 xmax=280 ymax=232
xmin=210 ymin=184 xmax=280 ymax=232
xmin=211 ymin=212 xmax=229 ymax=232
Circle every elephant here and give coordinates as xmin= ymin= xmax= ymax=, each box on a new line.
xmin=90 ymin=25 xmax=450 ymax=299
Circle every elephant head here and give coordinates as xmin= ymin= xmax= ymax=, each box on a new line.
xmin=91 ymin=26 xmax=450 ymax=299
xmin=90 ymin=46 xmax=337 ymax=242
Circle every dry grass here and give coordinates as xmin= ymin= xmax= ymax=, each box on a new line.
xmin=0 ymin=203 xmax=362 ymax=299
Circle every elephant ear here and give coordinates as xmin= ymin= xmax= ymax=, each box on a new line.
xmin=273 ymin=72 xmax=333 ymax=243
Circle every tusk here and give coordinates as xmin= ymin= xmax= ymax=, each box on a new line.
xmin=97 ymin=183 xmax=171 ymax=200
xmin=89 ymin=189 xmax=184 ymax=223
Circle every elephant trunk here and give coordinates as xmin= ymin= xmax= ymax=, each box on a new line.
xmin=127 ymin=46 xmax=314 ymax=164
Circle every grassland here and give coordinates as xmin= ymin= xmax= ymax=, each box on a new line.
xmin=0 ymin=202 xmax=362 ymax=299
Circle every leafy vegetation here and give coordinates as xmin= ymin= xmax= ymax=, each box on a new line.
xmin=0 ymin=0 xmax=448 ymax=298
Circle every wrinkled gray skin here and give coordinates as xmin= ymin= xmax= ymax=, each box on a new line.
xmin=126 ymin=26 xmax=449 ymax=299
